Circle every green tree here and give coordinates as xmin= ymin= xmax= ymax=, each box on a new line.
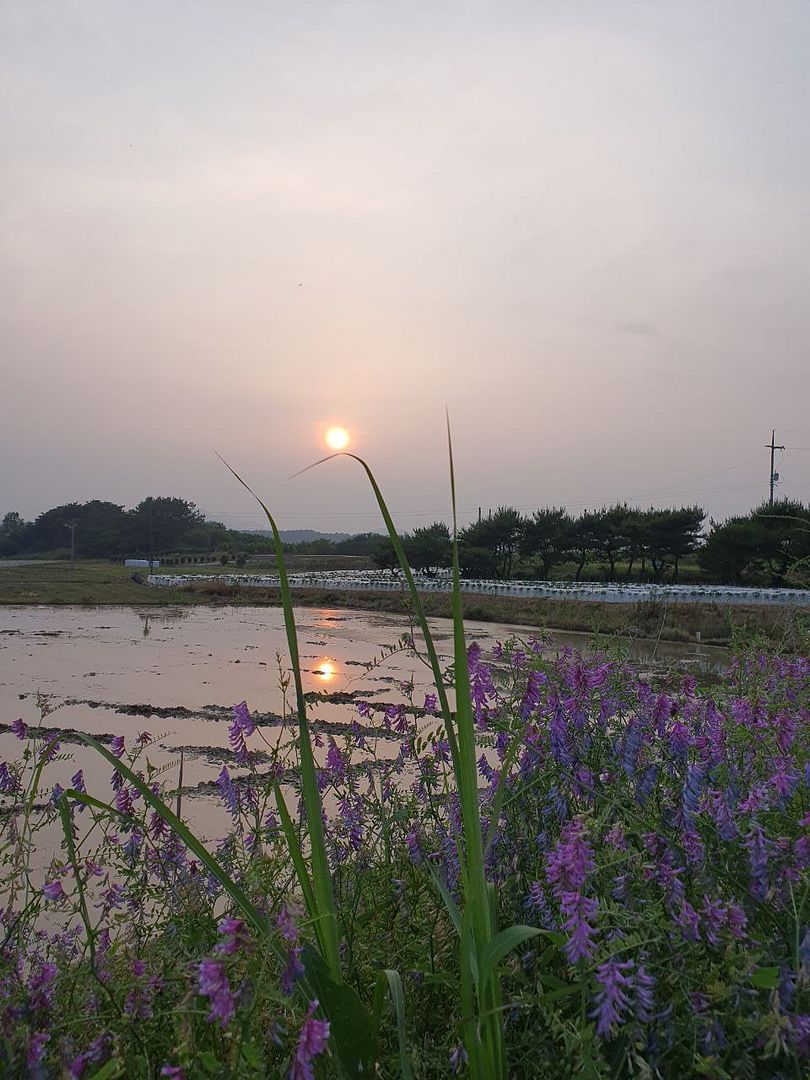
xmin=403 ymin=522 xmax=451 ymax=573
xmin=597 ymin=504 xmax=637 ymax=581
xmin=519 ymin=507 xmax=572 ymax=579
xmin=128 ymin=497 xmax=206 ymax=556
xmin=698 ymin=516 xmax=763 ymax=584
xmin=459 ymin=508 xmax=524 ymax=579
xmin=752 ymin=500 xmax=810 ymax=585
xmin=0 ymin=511 xmax=29 ymax=556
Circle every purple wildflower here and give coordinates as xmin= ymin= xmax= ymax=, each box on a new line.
xmin=675 ymin=899 xmax=701 ymax=942
xmin=28 ymin=962 xmax=58 ymax=1010
xmin=11 ymin=717 xmax=27 ymax=739
xmin=681 ymin=764 xmax=704 ymax=822
xmin=745 ymin=823 xmax=770 ymax=898
xmin=111 ymin=735 xmax=125 ymax=758
xmin=525 ymin=882 xmax=555 ymax=929
xmin=591 ymin=959 xmax=634 ymax=1038
xmin=605 ymin=825 xmax=627 ymax=850
xmin=217 ymin=766 xmax=239 ymax=818
xmin=326 ymin=738 xmax=347 ymax=781
xmin=726 ymin=901 xmax=748 ymax=941
xmin=42 ymin=879 xmax=66 ymax=903
xmin=0 ymin=762 xmax=20 ymax=794
xmin=160 ymin=1067 xmax=187 ymax=1079
xmin=27 ymin=1031 xmax=48 ymax=1068
xmin=560 ymin=893 xmax=598 ymax=963
xmin=405 ymin=831 xmax=423 ymax=865
xmin=635 ymin=764 xmax=659 ymax=805
xmin=770 ymin=755 xmax=799 ymax=800
xmin=790 ymin=1014 xmax=810 ymax=1056
xmin=546 ymin=818 xmax=595 ymax=896
xmin=232 ymin=700 xmax=255 ymax=736
xmin=197 ymin=958 xmax=235 ymax=1028
xmin=667 ymin=719 xmax=690 ymax=759
xmin=681 ymin=829 xmax=705 ymax=865
xmin=216 ymin=917 xmax=250 ymax=956
xmin=423 ymin=693 xmax=438 ymax=714
xmin=701 ymin=896 xmax=728 ymax=947
xmin=450 ymin=1043 xmax=468 ymax=1072
xmin=634 ymin=964 xmax=656 ymax=1022
xmin=228 ymin=717 xmax=249 ymax=764
xmin=519 ymin=669 xmax=545 ymax=722
xmin=290 ymin=1000 xmax=330 ymax=1080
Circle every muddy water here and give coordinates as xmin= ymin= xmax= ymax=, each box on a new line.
xmin=0 ymin=605 xmax=725 ymax=861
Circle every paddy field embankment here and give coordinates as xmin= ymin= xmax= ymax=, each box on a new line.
xmin=0 ymin=559 xmax=807 ymax=650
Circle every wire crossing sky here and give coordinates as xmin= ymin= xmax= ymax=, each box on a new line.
xmin=2 ymin=1 xmax=808 ymax=530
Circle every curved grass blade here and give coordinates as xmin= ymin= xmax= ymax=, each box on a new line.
xmin=290 ymin=452 xmax=460 ymax=775
xmin=216 ymin=453 xmax=340 ymax=977
xmin=446 ymin=415 xmax=505 ymax=1078
xmin=273 ymin=783 xmax=318 ymax=942
xmin=478 ymin=925 xmax=541 ymax=988
xmin=68 ymin=755 xmax=376 ymax=1077
xmin=74 ymin=735 xmax=267 ymax=933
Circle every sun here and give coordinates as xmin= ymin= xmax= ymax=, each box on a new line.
xmin=325 ymin=426 xmax=350 ymax=451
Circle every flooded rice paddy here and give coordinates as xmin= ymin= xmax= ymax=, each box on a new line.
xmin=0 ymin=605 xmax=726 ymax=855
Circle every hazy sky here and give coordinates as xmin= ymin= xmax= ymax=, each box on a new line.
xmin=2 ymin=1 xmax=809 ymax=532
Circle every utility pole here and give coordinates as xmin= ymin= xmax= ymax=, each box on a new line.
xmin=765 ymin=430 xmax=785 ymax=507
xmin=148 ymin=501 xmax=155 ymax=572
xmin=65 ymin=521 xmax=78 ymax=570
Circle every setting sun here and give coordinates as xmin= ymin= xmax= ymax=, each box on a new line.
xmin=324 ymin=426 xmax=350 ymax=451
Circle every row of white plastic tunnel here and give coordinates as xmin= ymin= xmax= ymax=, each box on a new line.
xmin=146 ymin=570 xmax=810 ymax=607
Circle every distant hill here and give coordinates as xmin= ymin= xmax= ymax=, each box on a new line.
xmin=249 ymin=529 xmax=352 ymax=544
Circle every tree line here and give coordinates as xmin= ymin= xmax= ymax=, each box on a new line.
xmin=2 ymin=497 xmax=808 ymax=587
xmin=369 ymin=501 xmax=810 ymax=587
xmin=0 ymin=499 xmax=274 ymax=560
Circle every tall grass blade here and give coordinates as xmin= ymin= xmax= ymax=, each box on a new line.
xmin=273 ymin=783 xmax=319 ymax=942
xmin=291 ymin=452 xmax=460 ymax=774
xmin=216 ymin=454 xmax=340 ymax=977
xmin=74 ymin=737 xmax=267 ymax=933
xmin=373 ymin=969 xmax=413 ymax=1080
xmin=69 ymin=753 xmax=377 ymax=1076
xmin=446 ymin=414 xmax=504 ymax=1078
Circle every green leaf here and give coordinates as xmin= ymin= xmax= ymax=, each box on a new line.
xmin=425 ymin=859 xmax=463 ymax=938
xmin=749 ymin=966 xmax=780 ymax=989
xmin=198 ymin=1050 xmax=220 ymax=1074
xmin=240 ymin=1041 xmax=264 ymax=1069
xmin=302 ymin=943 xmax=377 ymax=1076
xmin=478 ymin=925 xmax=542 ymax=987
xmin=88 ymin=1060 xmax=123 ymax=1080
xmin=541 ymin=981 xmax=586 ymax=1003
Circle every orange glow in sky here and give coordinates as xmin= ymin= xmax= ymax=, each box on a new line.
xmin=325 ymin=426 xmax=350 ymax=451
